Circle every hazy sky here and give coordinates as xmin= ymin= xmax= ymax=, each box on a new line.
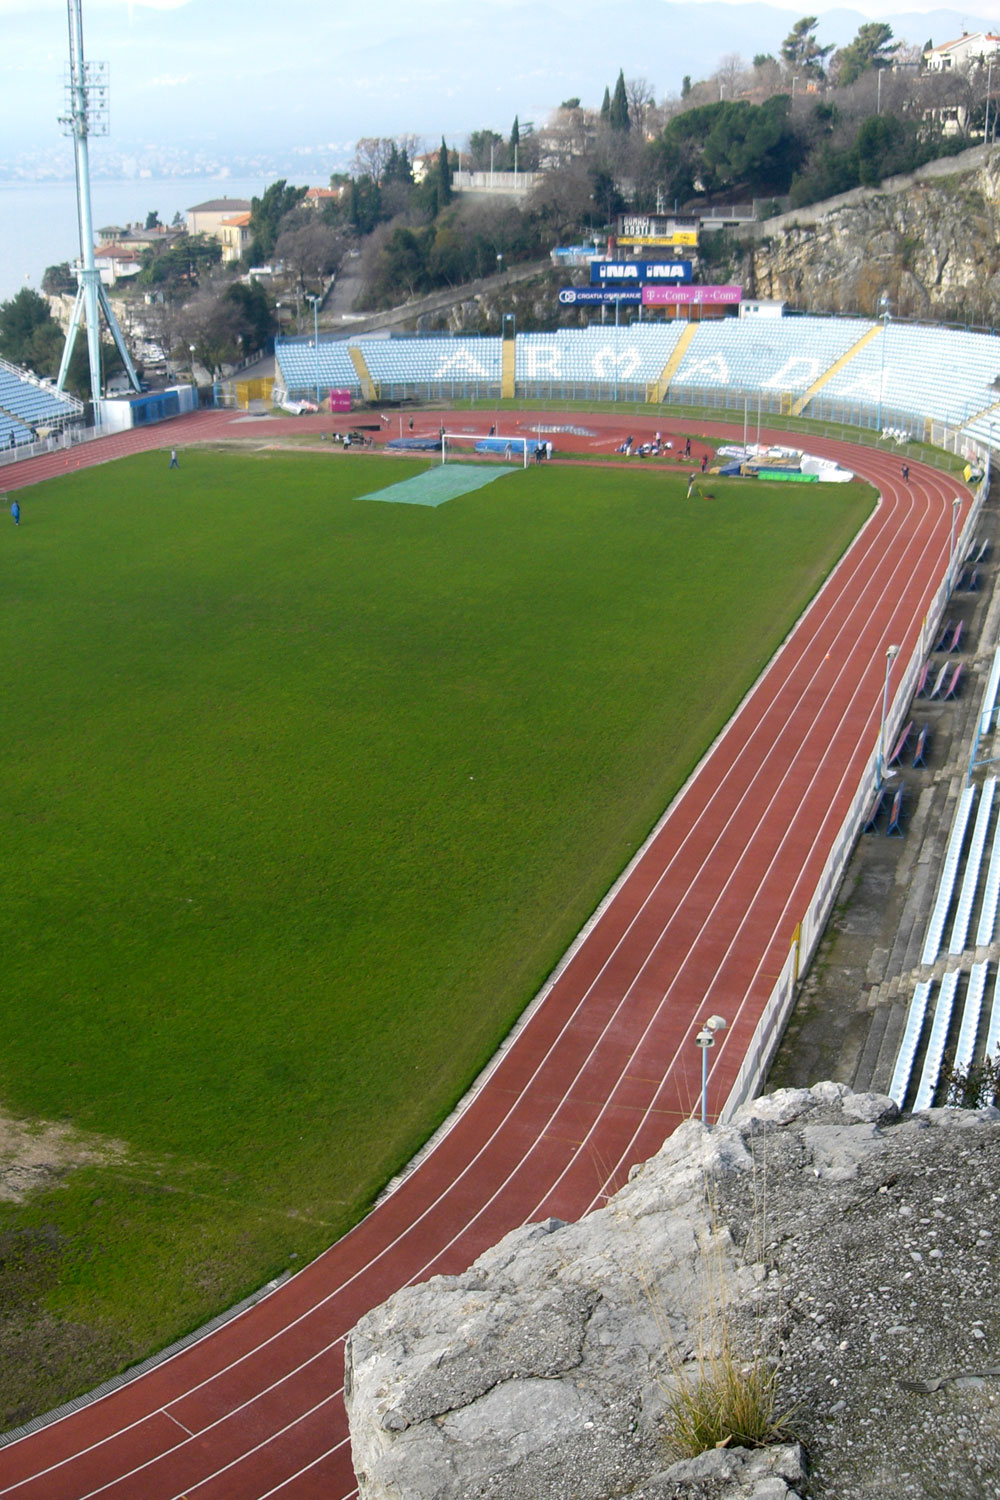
xmin=2 ymin=0 xmax=997 ymax=166
xmin=0 ymin=0 xmax=993 ymax=13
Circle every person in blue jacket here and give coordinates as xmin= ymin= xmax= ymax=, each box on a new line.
xmin=10 ymin=499 xmax=19 ymax=526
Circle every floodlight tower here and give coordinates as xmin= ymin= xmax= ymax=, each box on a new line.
xmin=57 ymin=0 xmax=140 ymax=419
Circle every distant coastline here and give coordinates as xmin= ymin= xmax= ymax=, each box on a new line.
xmin=0 ymin=177 xmax=269 ymax=304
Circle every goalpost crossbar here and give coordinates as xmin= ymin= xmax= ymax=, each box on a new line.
xmin=440 ymin=432 xmax=530 ymax=469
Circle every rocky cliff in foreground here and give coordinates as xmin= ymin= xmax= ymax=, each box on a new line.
xmin=345 ymin=1084 xmax=1000 ymax=1500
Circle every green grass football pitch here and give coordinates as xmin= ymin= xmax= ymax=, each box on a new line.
xmin=0 ymin=448 xmax=872 ymax=1422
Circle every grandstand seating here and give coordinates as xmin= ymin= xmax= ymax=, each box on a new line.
xmin=820 ymin=324 xmax=1000 ymax=427
xmin=0 ymin=358 xmax=82 ymax=433
xmin=948 ymin=779 xmax=995 ymax=955
xmin=962 ymin=409 xmax=1000 ymax=450
xmin=669 ymin=317 xmax=862 ymax=401
xmin=274 ymin=340 xmax=361 ymax=397
xmin=921 ymin=784 xmax=976 ymax=966
xmin=275 ymin=336 xmax=504 ymax=399
xmin=889 ymin=979 xmax=932 ymax=1106
xmin=954 ymin=962 xmax=989 ymax=1075
xmin=364 ymin=336 xmax=501 ymax=386
xmin=515 ymin=326 xmax=685 ymax=391
xmin=913 ymin=969 xmax=960 ymax=1111
xmin=272 ymin=319 xmax=1000 ymax=452
xmin=0 ymin=414 xmax=33 ymax=448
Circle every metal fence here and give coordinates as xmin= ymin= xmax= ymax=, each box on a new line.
xmin=0 ymin=422 xmax=97 ymax=472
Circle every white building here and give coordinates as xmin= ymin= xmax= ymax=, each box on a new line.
xmin=924 ymin=31 xmax=1000 ymax=72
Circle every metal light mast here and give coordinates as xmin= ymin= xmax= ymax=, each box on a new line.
xmin=57 ymin=0 xmax=140 ymax=418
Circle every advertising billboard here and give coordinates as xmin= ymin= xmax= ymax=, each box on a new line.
xmin=641 ymin=284 xmax=743 ymax=305
xmin=616 ymin=231 xmax=699 ymax=246
xmin=591 ymin=261 xmax=693 ymax=285
xmin=558 ymin=287 xmax=643 ymax=305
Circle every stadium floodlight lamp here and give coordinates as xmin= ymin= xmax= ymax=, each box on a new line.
xmin=694 ymin=1014 xmax=727 ymax=1127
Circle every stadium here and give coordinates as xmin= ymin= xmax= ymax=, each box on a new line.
xmin=1 ymin=288 xmax=996 ymax=1495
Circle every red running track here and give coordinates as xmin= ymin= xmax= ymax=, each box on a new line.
xmin=0 ymin=412 xmax=969 ymax=1499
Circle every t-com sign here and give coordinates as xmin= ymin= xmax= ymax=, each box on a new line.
xmin=641 ymin=284 xmax=743 ymax=305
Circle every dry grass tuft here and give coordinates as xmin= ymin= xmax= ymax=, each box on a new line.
xmin=662 ymin=1320 xmax=796 ymax=1458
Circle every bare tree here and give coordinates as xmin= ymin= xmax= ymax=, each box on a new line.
xmin=529 ymin=157 xmax=597 ymax=232
xmin=397 ymin=133 xmax=423 ymax=164
xmin=352 ymin=137 xmax=395 ymax=183
xmin=625 ymin=77 xmax=656 ymax=138
xmin=352 ymin=135 xmax=422 ymax=185
xmin=274 ymin=222 xmax=346 ymax=291
xmin=175 ymin=286 xmax=245 ymax=378
xmin=133 ymin=289 xmax=185 ymax=370
xmin=716 ymin=53 xmax=751 ymax=101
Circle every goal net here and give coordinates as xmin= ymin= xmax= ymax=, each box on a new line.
xmin=440 ymin=431 xmax=530 ymax=469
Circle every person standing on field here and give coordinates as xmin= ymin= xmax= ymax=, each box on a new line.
xmin=10 ymin=499 xmax=19 ymax=526
xmin=169 ymin=449 xmax=179 ymax=469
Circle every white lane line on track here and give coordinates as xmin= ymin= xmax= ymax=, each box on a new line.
xmin=162 ymin=1412 xmax=195 ymax=1439
xmin=255 ymin=1449 xmax=355 ymax=1500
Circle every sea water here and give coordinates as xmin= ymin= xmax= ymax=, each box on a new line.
xmin=0 ymin=177 xmax=268 ymax=304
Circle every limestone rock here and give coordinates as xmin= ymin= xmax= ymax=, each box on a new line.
xmin=738 ymin=152 xmax=1000 ymax=324
xmin=345 ymin=1084 xmax=1000 ymax=1500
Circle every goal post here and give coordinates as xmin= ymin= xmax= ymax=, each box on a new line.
xmin=440 ymin=432 xmax=530 ymax=469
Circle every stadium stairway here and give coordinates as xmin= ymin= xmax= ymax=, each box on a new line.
xmin=349 ymin=345 xmax=379 ymax=401
xmin=647 ymin=322 xmax=697 ymax=404
xmin=791 ymin=324 xmax=882 ymax=418
xmin=501 ymin=338 xmax=516 ymax=400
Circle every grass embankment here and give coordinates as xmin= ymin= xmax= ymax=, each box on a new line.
xmin=0 ymin=450 xmax=872 ymax=1424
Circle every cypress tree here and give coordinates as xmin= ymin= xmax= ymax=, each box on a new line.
xmin=609 ymin=70 xmax=631 ymax=132
xmin=600 ymin=86 xmax=611 ymax=123
xmin=437 ymin=137 xmax=453 ymax=205
xmin=509 ymin=115 xmax=520 ymax=162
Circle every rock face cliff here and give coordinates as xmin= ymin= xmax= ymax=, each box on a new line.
xmin=345 ymin=1084 xmax=1000 ymax=1500
xmin=739 ymin=150 xmax=1000 ymax=326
